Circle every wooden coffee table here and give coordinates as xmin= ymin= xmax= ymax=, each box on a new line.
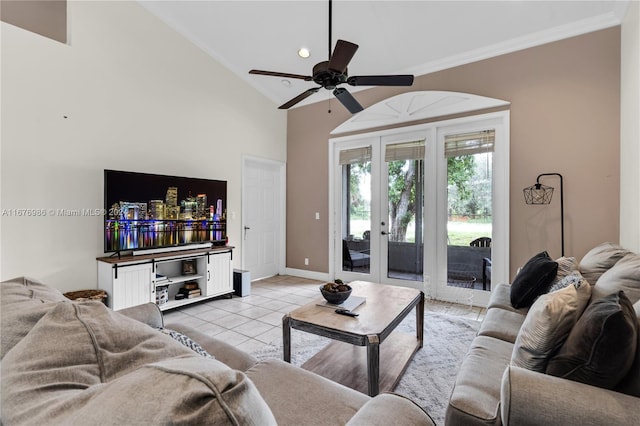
xmin=282 ymin=281 xmax=424 ymax=396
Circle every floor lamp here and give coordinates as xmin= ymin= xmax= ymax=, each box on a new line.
xmin=523 ymin=173 xmax=564 ymax=256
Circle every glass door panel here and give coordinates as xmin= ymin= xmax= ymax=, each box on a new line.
xmin=445 ymin=130 xmax=494 ymax=295
xmin=340 ymin=147 xmax=372 ymax=274
xmin=385 ymin=140 xmax=425 ymax=282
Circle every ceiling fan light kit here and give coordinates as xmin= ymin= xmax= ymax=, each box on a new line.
xmin=249 ymin=0 xmax=414 ymax=114
xmin=297 ymin=47 xmax=310 ymax=58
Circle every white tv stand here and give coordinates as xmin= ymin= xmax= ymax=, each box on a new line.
xmin=97 ymin=246 xmax=234 ymax=311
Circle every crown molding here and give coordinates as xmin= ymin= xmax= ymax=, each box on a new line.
xmin=407 ymin=10 xmax=625 ymax=79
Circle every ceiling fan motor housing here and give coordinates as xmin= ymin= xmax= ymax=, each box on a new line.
xmin=313 ymin=61 xmax=347 ymax=90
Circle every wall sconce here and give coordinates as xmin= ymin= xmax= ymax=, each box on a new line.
xmin=523 ymin=173 xmax=564 ymax=256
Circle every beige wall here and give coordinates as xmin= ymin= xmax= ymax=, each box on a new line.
xmin=286 ymin=28 xmax=621 ymax=278
xmin=0 ymin=0 xmax=67 ymax=44
xmin=0 ymin=1 xmax=287 ymax=291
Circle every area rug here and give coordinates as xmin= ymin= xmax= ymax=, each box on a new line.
xmin=250 ymin=310 xmax=480 ymax=425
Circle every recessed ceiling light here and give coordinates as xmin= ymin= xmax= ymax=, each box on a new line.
xmin=281 ymin=79 xmax=291 ymax=87
xmin=298 ymin=47 xmax=310 ymax=59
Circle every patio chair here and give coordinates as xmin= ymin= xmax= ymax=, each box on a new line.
xmin=342 ymin=239 xmax=370 ymax=271
xmin=470 ymin=237 xmax=492 ymax=247
xmin=470 ymin=237 xmax=492 ymax=290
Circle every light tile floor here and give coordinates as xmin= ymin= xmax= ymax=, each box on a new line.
xmin=163 ymin=275 xmax=486 ymax=353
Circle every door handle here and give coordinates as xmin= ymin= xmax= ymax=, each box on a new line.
xmin=381 ymin=231 xmax=388 ymax=235
xmin=244 ymin=226 xmax=250 ymax=240
xmin=244 ymin=226 xmax=251 ymax=230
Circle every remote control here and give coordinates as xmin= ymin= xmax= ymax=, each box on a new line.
xmin=335 ymin=309 xmax=359 ymax=317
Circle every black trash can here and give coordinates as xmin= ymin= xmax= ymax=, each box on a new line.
xmin=233 ymin=269 xmax=251 ymax=297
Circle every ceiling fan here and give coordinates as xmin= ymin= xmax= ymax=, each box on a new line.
xmin=248 ymin=0 xmax=414 ymax=113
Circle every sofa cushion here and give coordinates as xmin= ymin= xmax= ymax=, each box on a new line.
xmin=510 ymin=251 xmax=558 ymax=309
xmin=346 ymin=393 xmax=434 ymax=426
xmin=445 ymin=336 xmax=514 ymax=425
xmin=591 ymin=253 xmax=640 ymax=304
xmin=501 ymin=365 xmax=640 ymax=426
xmin=0 ymin=277 xmax=70 ymax=359
xmin=477 ymin=308 xmax=526 ymax=344
xmin=486 ymin=284 xmax=528 ymax=314
xmin=246 ymin=358 xmax=369 ymax=426
xmin=579 ymin=242 xmax=631 ymax=285
xmin=1 ymin=301 xmax=275 ymax=425
xmin=546 ymin=291 xmax=638 ymax=389
xmin=511 ymin=274 xmax=591 ymax=372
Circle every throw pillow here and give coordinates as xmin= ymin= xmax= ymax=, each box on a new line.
xmin=511 ymin=274 xmax=591 ymax=372
xmin=550 ymin=256 xmax=578 ymax=288
xmin=510 ymin=251 xmax=559 ymax=309
xmin=579 ymin=242 xmax=631 ymax=285
xmin=546 ymin=291 xmax=638 ymax=389
xmin=548 ymin=270 xmax=583 ymax=293
xmin=158 ymin=327 xmax=215 ymax=359
xmin=1 ymin=301 xmax=276 ymax=425
xmin=590 ymin=253 xmax=640 ymax=305
xmin=0 ymin=276 xmax=70 ymax=359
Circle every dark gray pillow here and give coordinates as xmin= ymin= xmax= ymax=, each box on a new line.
xmin=546 ymin=291 xmax=638 ymax=389
xmin=510 ymin=251 xmax=558 ymax=309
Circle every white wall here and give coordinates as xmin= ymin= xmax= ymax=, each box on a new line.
xmin=0 ymin=1 xmax=286 ymax=292
xmin=620 ymin=0 xmax=640 ymax=252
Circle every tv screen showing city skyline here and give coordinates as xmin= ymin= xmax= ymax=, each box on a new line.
xmin=104 ymin=169 xmax=227 ymax=253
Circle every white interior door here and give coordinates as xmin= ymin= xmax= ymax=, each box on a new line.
xmin=242 ymin=156 xmax=285 ymax=280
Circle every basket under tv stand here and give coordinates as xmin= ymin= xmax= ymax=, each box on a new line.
xmin=97 ymin=246 xmax=234 ymax=311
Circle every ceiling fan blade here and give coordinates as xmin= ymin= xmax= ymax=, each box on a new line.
xmin=333 ymin=87 xmax=364 ymax=113
xmin=279 ymin=87 xmax=321 ymax=109
xmin=347 ymin=75 xmax=414 ymax=86
xmin=328 ymin=40 xmax=359 ymax=74
xmin=249 ymin=69 xmax=313 ymax=81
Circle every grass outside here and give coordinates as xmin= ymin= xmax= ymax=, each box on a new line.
xmin=448 ymin=220 xmax=491 ymax=246
xmin=347 ymin=219 xmax=491 ymax=245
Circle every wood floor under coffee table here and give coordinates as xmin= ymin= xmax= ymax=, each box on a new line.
xmin=282 ymin=281 xmax=424 ymax=396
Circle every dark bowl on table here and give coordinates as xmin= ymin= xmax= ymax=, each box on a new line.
xmin=320 ymin=284 xmax=352 ymax=305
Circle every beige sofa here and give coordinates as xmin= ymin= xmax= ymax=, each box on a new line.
xmin=0 ymin=277 xmax=434 ymax=425
xmin=446 ymin=242 xmax=640 ymax=425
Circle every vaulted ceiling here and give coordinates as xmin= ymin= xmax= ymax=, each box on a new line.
xmin=139 ymin=1 xmax=629 ymax=109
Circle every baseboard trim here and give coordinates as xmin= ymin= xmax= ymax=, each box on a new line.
xmin=284 ymin=268 xmax=330 ymax=282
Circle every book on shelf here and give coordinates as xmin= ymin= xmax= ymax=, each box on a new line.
xmin=184 ymin=291 xmax=201 ymax=299
xmin=155 ymin=273 xmax=169 ymax=283
xmin=182 ymin=282 xmax=199 ymax=290
xmin=179 ymin=288 xmax=201 ymax=296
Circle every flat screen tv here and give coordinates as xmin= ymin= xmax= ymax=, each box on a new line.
xmin=104 ymin=169 xmax=227 ymax=253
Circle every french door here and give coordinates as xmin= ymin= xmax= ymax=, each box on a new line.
xmin=330 ymin=112 xmax=509 ymax=306
xmin=332 ymin=130 xmax=428 ymax=290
